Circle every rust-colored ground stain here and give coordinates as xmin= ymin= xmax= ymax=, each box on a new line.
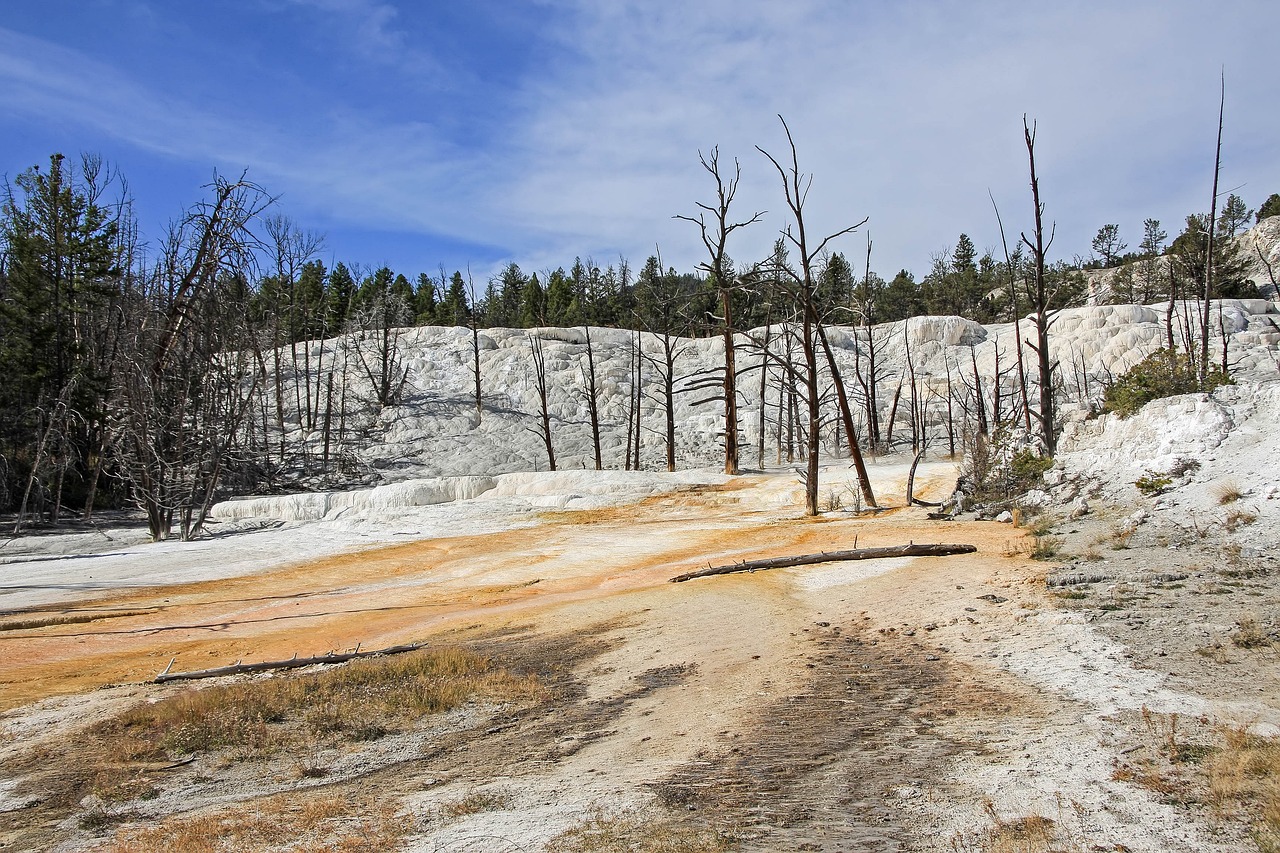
xmin=0 ymin=474 xmax=985 ymax=711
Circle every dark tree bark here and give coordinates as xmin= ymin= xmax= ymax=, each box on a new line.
xmin=529 ymin=334 xmax=557 ymax=471
xmin=675 ymin=148 xmax=762 ymax=475
xmin=758 ymin=116 xmax=869 ymax=515
xmin=670 ymin=542 xmax=976 ymax=583
xmin=1019 ymin=117 xmax=1059 ymax=454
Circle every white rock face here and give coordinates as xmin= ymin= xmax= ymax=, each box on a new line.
xmin=224 ymin=298 xmax=1280 ymax=503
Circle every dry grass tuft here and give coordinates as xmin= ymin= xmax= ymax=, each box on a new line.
xmin=96 ymin=647 xmax=543 ymax=764
xmin=1223 ymin=509 xmax=1259 ymax=532
xmin=1029 ymin=536 xmax=1062 ymax=561
xmin=439 ymin=787 xmax=516 ymax=819
xmin=1232 ymin=616 xmax=1273 ymax=649
xmin=31 ymin=647 xmax=546 ymax=813
xmin=949 ymin=801 xmax=1060 ymax=852
xmin=1213 ymin=479 xmax=1245 ymax=505
xmin=546 ymin=810 xmax=733 ymax=853
xmin=101 ymin=793 xmax=406 ymax=852
xmin=1206 ymin=727 xmax=1280 ymax=851
xmin=0 ymin=609 xmax=154 ymax=632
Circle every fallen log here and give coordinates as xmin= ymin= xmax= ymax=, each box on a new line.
xmin=154 ymin=642 xmax=424 ymax=684
xmin=669 ymin=543 xmax=976 ymax=583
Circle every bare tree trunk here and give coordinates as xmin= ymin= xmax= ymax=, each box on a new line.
xmin=758 ymin=117 xmax=868 ymax=515
xmin=582 ymin=326 xmax=603 ymax=470
xmin=675 ymin=148 xmax=761 ymax=476
xmin=1020 ymin=117 xmax=1058 ymax=454
xmin=1200 ymin=74 xmax=1225 ymax=388
xmin=529 ymin=335 xmax=556 ymax=471
xmin=756 ymin=322 xmax=772 ymax=469
xmin=815 ymin=321 xmax=876 ymax=506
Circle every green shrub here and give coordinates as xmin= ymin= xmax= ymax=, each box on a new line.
xmin=1135 ymin=474 xmax=1173 ymax=496
xmin=1103 ymin=349 xmax=1231 ymax=418
xmin=1010 ymin=449 xmax=1053 ymax=485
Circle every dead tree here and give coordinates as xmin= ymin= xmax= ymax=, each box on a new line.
xmin=1200 ymin=73 xmax=1225 ymax=387
xmin=990 ymin=192 xmax=1033 ymax=433
xmin=581 ymin=325 xmax=603 ymax=470
xmin=529 ymin=334 xmax=556 ymax=471
xmin=758 ymin=117 xmax=871 ymax=515
xmin=466 ymin=269 xmax=483 ymax=419
xmin=1020 ymin=117 xmax=1059 ymax=454
xmin=634 ymin=253 xmax=693 ymax=472
xmin=113 ymin=173 xmax=271 ymax=541
xmin=675 ymin=148 xmax=762 ymax=475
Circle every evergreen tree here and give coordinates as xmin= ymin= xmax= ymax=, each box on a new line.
xmin=413 ymin=272 xmax=437 ymax=324
xmin=1170 ymin=214 xmax=1255 ymax=300
xmin=325 ymin=262 xmax=356 ymax=334
xmin=1136 ymin=219 xmax=1167 ymax=303
xmin=545 ymin=268 xmax=574 ymax=326
xmin=1217 ymin=193 xmax=1252 ymax=238
xmin=484 ymin=263 xmax=525 ymax=327
xmin=879 ymin=269 xmax=923 ymax=321
xmin=296 ymin=260 xmax=327 ymax=339
xmin=441 ymin=271 xmax=470 ymax=326
xmin=0 ymin=153 xmax=124 ymax=513
xmin=815 ymin=252 xmax=855 ymax=318
xmin=518 ymin=272 xmax=546 ymax=327
xmin=1091 ymin=224 xmax=1127 ymax=267
xmin=1257 ymin=193 xmax=1280 ymax=223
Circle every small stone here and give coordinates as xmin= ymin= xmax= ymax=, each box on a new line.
xmin=995 ymin=510 xmax=1014 ymax=523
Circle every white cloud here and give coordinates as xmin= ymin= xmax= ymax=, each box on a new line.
xmin=3 ymin=0 xmax=1278 ymax=282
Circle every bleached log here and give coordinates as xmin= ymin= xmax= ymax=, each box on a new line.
xmin=669 ymin=543 xmax=976 ymax=583
xmin=154 ymin=642 xmax=423 ymax=683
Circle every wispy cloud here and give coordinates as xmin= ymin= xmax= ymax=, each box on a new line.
xmin=2 ymin=0 xmax=1277 ymax=281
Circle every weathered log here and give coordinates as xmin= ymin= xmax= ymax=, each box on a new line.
xmin=669 ymin=543 xmax=977 ymax=583
xmin=154 ymin=642 xmax=423 ymax=684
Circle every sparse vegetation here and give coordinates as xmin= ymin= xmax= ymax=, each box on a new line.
xmin=1135 ymin=473 xmax=1173 ymax=496
xmin=546 ymin=810 xmax=734 ymax=853
xmin=1206 ymin=727 xmax=1280 ymax=852
xmin=1223 ymin=508 xmax=1258 ymax=532
xmin=1232 ymin=616 xmax=1273 ymax=649
xmin=48 ymin=648 xmax=545 ymax=809
xmin=1214 ymin=479 xmax=1245 ymax=504
xmin=966 ymin=427 xmax=1055 ymax=503
xmin=949 ymin=800 xmax=1061 ymax=853
xmin=1030 ymin=535 xmax=1062 ymax=561
xmin=439 ymin=787 xmax=516 ymax=819
xmin=1102 ymin=348 xmax=1231 ymax=418
xmin=101 ymin=793 xmax=405 ymax=852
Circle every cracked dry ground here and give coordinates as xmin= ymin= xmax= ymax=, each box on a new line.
xmin=0 ymin=472 xmax=1227 ymax=851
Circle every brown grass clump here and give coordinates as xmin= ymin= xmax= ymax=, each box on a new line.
xmin=439 ymin=787 xmax=516 ymax=819
xmin=949 ymin=802 xmax=1060 ymax=853
xmin=101 ymin=793 xmax=406 ymax=852
xmin=1223 ymin=509 xmax=1259 ymax=532
xmin=1232 ymin=616 xmax=1273 ymax=649
xmin=1206 ymin=727 xmax=1280 ymax=852
xmin=546 ymin=810 xmax=734 ymax=853
xmin=23 ymin=647 xmax=546 ymax=814
xmin=95 ymin=647 xmax=544 ymax=764
xmin=1213 ymin=479 xmax=1245 ymax=505
xmin=0 ymin=609 xmax=154 ymax=632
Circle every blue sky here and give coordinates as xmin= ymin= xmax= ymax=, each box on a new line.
xmin=2 ymin=0 xmax=1277 ymax=284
